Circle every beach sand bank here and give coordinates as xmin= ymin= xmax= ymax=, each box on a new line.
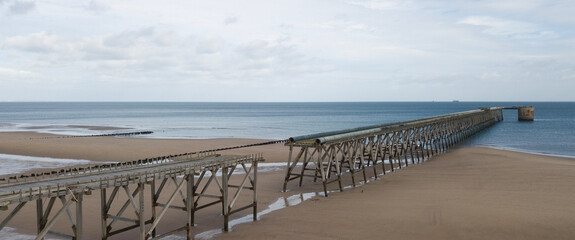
xmin=217 ymin=147 xmax=575 ymax=240
xmin=1 ymin=131 xmax=575 ymax=239
xmin=0 ymin=131 xmax=288 ymax=163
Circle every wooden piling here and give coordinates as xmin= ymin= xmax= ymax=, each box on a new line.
xmin=0 ymin=154 xmax=264 ymax=240
xmin=283 ymin=108 xmax=504 ymax=195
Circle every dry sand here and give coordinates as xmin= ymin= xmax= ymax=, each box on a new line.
xmin=1 ymin=131 xmax=575 ymax=239
xmin=217 ymin=147 xmax=575 ymax=240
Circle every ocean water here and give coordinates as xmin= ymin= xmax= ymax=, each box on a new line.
xmin=0 ymin=102 xmax=574 ymax=239
xmin=0 ymin=102 xmax=574 ymax=157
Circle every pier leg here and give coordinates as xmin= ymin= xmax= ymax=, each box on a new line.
xmin=139 ymin=183 xmax=145 ymax=240
xmin=186 ymin=173 xmax=194 ymax=240
xmin=100 ymin=188 xmax=107 ymax=240
xmin=253 ymin=160 xmax=258 ymax=222
xmin=35 ymin=196 xmax=74 ymax=240
xmin=222 ymin=166 xmax=229 ymax=231
xmin=317 ymin=148 xmax=328 ymax=196
xmin=76 ymin=193 xmax=83 ymax=240
xmin=299 ymin=149 xmax=309 ymax=187
xmin=283 ymin=146 xmax=294 ymax=192
xmin=36 ymin=199 xmax=44 ymax=240
xmin=150 ymin=179 xmax=157 ymax=238
xmin=0 ymin=202 xmax=27 ymax=232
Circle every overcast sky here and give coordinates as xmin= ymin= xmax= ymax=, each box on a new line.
xmin=1 ymin=0 xmax=574 ymax=102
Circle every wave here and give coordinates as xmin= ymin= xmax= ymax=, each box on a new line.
xmin=0 ymin=154 xmax=92 ymax=176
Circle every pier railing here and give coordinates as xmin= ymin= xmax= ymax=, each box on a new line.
xmin=0 ymin=106 xmax=513 ymax=239
xmin=283 ymin=107 xmax=504 ymax=196
xmin=0 ymin=153 xmax=264 ymax=240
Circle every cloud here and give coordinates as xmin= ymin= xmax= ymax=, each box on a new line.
xmin=8 ymin=0 xmax=34 ymax=15
xmin=0 ymin=67 xmax=38 ymax=80
xmin=3 ymin=32 xmax=67 ymax=53
xmin=314 ymin=20 xmax=376 ymax=33
xmin=483 ymin=0 xmax=547 ymax=13
xmin=85 ymin=0 xmax=110 ymax=13
xmin=0 ymin=0 xmax=573 ymax=101
xmin=237 ymin=40 xmax=276 ymax=60
xmin=233 ymin=39 xmax=331 ymax=79
xmin=346 ymin=0 xmax=413 ymax=10
xmin=80 ymin=40 xmax=130 ymax=61
xmin=458 ymin=16 xmax=558 ymax=39
xmin=224 ymin=16 xmax=239 ymax=25
xmin=196 ymin=36 xmax=223 ymax=54
xmin=103 ymin=27 xmax=156 ymax=48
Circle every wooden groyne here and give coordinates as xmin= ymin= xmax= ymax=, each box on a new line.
xmin=0 ymin=152 xmax=264 ymax=240
xmin=283 ymin=107 xmax=504 ymax=196
xmin=31 ymin=131 xmax=154 ymax=140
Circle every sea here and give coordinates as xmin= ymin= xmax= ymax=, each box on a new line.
xmin=0 ymin=101 xmax=574 ymax=239
xmin=1 ymin=102 xmax=574 ymax=158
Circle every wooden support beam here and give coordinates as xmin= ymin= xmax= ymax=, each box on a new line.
xmin=0 ymin=202 xmax=26 ymax=231
xmin=222 ymin=166 xmax=229 ymax=232
xmin=76 ymin=193 xmax=83 ymax=240
xmin=253 ymin=160 xmax=258 ymax=222
xmin=284 ymin=108 xmax=503 ymax=195
xmin=139 ymin=183 xmax=145 ymax=240
xmin=186 ymin=173 xmax=194 ymax=240
xmin=1 ymin=154 xmax=263 ymax=240
xmin=34 ymin=195 xmax=74 ymax=240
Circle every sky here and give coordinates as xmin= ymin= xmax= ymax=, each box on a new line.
xmin=1 ymin=0 xmax=574 ymax=102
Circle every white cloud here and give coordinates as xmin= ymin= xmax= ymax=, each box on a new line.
xmin=458 ymin=16 xmax=558 ymax=39
xmin=80 ymin=40 xmax=130 ymax=61
xmin=85 ymin=0 xmax=110 ymax=13
xmin=103 ymin=27 xmax=156 ymax=48
xmin=224 ymin=16 xmax=239 ymax=25
xmin=0 ymin=67 xmax=38 ymax=80
xmin=0 ymin=0 xmax=573 ymax=101
xmin=8 ymin=0 xmax=34 ymax=15
xmin=314 ymin=20 xmax=376 ymax=33
xmin=3 ymin=32 xmax=67 ymax=53
xmin=347 ymin=0 xmax=413 ymax=10
xmin=196 ymin=36 xmax=224 ymax=54
xmin=483 ymin=0 xmax=547 ymax=13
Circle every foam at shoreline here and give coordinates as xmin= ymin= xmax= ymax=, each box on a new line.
xmin=0 ymin=123 xmax=135 ymax=137
xmin=0 ymin=153 xmax=93 ymax=176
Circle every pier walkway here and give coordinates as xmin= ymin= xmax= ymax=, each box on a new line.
xmin=283 ymin=107 xmax=504 ymax=196
xmin=1 ymin=106 xmax=526 ymax=239
xmin=0 ymin=152 xmax=263 ymax=240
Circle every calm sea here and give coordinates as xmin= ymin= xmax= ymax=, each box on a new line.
xmin=1 ymin=102 xmax=574 ymax=158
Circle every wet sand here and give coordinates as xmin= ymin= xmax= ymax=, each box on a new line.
xmin=0 ymin=131 xmax=287 ymax=163
xmin=0 ymin=131 xmax=292 ymax=239
xmin=1 ymin=131 xmax=575 ymax=239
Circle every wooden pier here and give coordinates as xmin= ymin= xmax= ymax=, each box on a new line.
xmin=0 ymin=152 xmax=263 ymax=240
xmin=0 ymin=106 xmax=523 ymax=239
xmin=283 ymin=107 xmax=504 ymax=196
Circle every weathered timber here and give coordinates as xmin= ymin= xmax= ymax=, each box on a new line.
xmin=283 ymin=107 xmax=504 ymax=196
xmin=0 ymin=153 xmax=264 ymax=240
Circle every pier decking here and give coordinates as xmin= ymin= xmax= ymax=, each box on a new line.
xmin=1 ymin=106 xmax=523 ymax=239
xmin=0 ymin=152 xmax=263 ymax=240
xmin=283 ymin=107 xmax=504 ymax=196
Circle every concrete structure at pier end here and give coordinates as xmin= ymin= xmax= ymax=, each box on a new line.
xmin=518 ymin=106 xmax=535 ymax=121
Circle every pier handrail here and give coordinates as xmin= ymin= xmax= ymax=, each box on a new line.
xmin=283 ymin=107 xmax=504 ymax=195
xmin=289 ymin=107 xmax=502 ymax=145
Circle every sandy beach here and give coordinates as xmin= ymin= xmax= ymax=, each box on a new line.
xmin=1 ymin=131 xmax=575 ymax=239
